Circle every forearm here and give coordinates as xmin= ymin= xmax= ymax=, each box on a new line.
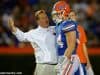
xmin=8 ymin=17 xmax=27 ymax=42
xmin=64 ymin=31 xmax=76 ymax=58
xmin=64 ymin=44 xmax=75 ymax=58
xmin=10 ymin=26 xmax=17 ymax=32
xmin=8 ymin=17 xmax=17 ymax=32
xmin=83 ymin=44 xmax=91 ymax=64
xmin=12 ymin=28 xmax=27 ymax=42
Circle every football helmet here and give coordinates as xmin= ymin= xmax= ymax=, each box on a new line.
xmin=52 ymin=1 xmax=71 ymax=24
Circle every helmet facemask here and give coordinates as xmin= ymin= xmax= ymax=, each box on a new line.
xmin=52 ymin=10 xmax=64 ymax=24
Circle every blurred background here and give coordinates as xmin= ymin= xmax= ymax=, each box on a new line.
xmin=0 ymin=0 xmax=100 ymax=75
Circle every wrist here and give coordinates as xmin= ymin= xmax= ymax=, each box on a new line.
xmin=12 ymin=27 xmax=17 ymax=32
xmin=64 ymin=54 xmax=71 ymax=60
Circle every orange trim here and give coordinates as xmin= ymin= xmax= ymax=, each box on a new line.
xmin=88 ymin=48 xmax=100 ymax=56
xmin=67 ymin=57 xmax=74 ymax=75
xmin=0 ymin=47 xmax=99 ymax=55
xmin=67 ymin=64 xmax=73 ymax=75
xmin=0 ymin=47 xmax=33 ymax=54
xmin=63 ymin=61 xmax=70 ymax=75
xmin=62 ymin=57 xmax=74 ymax=75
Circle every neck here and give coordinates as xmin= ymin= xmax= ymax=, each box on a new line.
xmin=39 ymin=25 xmax=48 ymax=29
xmin=39 ymin=25 xmax=48 ymax=28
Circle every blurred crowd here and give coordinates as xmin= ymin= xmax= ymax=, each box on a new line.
xmin=0 ymin=0 xmax=100 ymax=47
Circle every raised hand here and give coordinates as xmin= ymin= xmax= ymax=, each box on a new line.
xmin=8 ymin=17 xmax=17 ymax=32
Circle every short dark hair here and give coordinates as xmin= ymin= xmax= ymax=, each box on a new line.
xmin=35 ymin=10 xmax=46 ymax=20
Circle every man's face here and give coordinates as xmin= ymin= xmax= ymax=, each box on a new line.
xmin=38 ymin=13 xmax=49 ymax=28
xmin=55 ymin=11 xmax=69 ymax=21
xmin=52 ymin=11 xmax=63 ymax=24
xmin=68 ymin=11 xmax=77 ymax=21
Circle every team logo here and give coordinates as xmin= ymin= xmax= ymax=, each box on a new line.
xmin=57 ymin=34 xmax=64 ymax=48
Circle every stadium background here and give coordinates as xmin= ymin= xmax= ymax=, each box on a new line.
xmin=0 ymin=0 xmax=100 ymax=75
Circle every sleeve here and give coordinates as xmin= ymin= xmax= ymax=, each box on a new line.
xmin=78 ymin=26 xmax=87 ymax=43
xmin=12 ymin=28 xmax=32 ymax=42
xmin=81 ymin=27 xmax=87 ymax=43
xmin=62 ymin=22 xmax=77 ymax=33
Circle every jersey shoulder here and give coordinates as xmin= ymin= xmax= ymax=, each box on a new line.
xmin=61 ymin=20 xmax=78 ymax=32
xmin=62 ymin=20 xmax=77 ymax=27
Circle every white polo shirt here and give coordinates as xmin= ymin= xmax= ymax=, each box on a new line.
xmin=13 ymin=26 xmax=57 ymax=64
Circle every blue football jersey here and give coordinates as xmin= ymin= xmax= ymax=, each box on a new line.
xmin=55 ymin=20 xmax=78 ymax=56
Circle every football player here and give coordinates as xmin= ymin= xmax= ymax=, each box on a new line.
xmin=52 ymin=1 xmax=80 ymax=75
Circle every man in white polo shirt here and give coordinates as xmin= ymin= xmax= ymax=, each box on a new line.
xmin=8 ymin=10 xmax=57 ymax=75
